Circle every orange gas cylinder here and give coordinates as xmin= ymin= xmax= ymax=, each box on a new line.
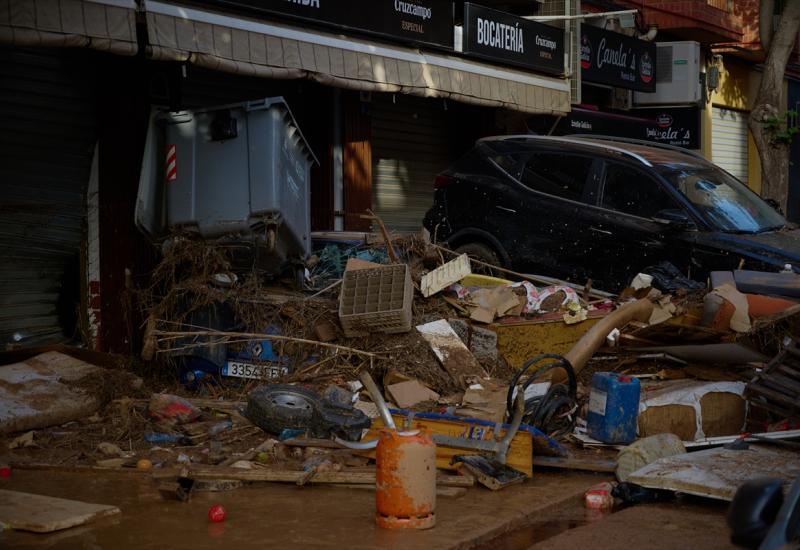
xmin=375 ymin=427 xmax=436 ymax=530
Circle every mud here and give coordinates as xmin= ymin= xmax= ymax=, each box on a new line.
xmin=528 ymin=499 xmax=734 ymax=550
xmin=0 ymin=469 xmax=601 ymax=549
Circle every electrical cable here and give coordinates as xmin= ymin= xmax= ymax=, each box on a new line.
xmin=506 ymin=353 xmax=578 ymax=438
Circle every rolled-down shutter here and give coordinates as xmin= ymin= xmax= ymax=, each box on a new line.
xmin=712 ymin=106 xmax=749 ymax=184
xmin=0 ymin=47 xmax=96 ymax=346
xmin=371 ymin=93 xmax=453 ymax=233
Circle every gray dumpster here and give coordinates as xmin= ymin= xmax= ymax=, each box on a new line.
xmin=136 ymin=97 xmax=317 ymax=271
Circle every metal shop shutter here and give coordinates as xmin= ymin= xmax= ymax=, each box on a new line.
xmin=0 ymin=47 xmax=96 ymax=347
xmin=371 ymin=93 xmax=454 ymax=233
xmin=712 ymin=106 xmax=749 ymax=184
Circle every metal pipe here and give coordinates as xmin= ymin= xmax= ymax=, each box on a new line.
xmin=332 ymin=88 xmax=344 ymax=231
xmin=334 ymin=430 xmax=420 ymax=450
xmin=496 ymin=392 xmax=525 ymax=465
xmin=359 ymin=371 xmax=397 ymax=431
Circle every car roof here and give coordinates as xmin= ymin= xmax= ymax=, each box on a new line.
xmin=478 ymin=135 xmax=706 ymax=170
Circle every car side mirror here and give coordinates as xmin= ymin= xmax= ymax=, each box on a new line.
xmin=653 ymin=209 xmax=695 ymax=229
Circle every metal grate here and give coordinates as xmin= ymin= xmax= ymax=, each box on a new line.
xmin=656 ymin=45 xmax=673 ymax=83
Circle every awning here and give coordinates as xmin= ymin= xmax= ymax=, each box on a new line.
xmin=0 ymin=0 xmax=138 ymax=55
xmin=144 ymin=1 xmax=570 ymax=116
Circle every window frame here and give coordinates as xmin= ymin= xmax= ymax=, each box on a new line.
xmin=597 ymin=159 xmax=696 ymax=223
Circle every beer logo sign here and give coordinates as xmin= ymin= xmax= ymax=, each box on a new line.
xmin=656 ymin=114 xmax=673 ymax=128
xmin=580 ymin=35 xmax=591 ymax=69
xmin=640 ymin=51 xmax=654 ymax=83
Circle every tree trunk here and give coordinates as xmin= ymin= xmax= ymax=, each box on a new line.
xmin=748 ymin=0 xmax=800 ymax=212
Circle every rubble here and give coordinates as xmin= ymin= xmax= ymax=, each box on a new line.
xmin=2 ymin=227 xmax=800 ymax=544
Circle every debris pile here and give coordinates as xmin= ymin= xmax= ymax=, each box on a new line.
xmin=2 ymin=226 xmax=800 ymax=542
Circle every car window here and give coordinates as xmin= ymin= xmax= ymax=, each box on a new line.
xmin=491 ymin=153 xmax=523 ymax=179
xmin=519 ymin=153 xmax=594 ymax=201
xmin=662 ymin=166 xmax=785 ymax=233
xmin=601 ymin=163 xmax=679 ymax=219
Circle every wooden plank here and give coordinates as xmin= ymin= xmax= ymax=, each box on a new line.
xmin=532 ymin=455 xmax=617 ymax=473
xmin=361 ymin=413 xmax=533 ymax=477
xmin=152 ymin=467 xmax=474 ymax=487
xmin=416 ymin=319 xmax=488 ymax=387
xmin=0 ymin=490 xmax=120 ymax=533
xmin=11 ymin=463 xmax=149 ymax=475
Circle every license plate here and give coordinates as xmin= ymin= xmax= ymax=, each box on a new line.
xmin=222 ymin=361 xmax=289 ymax=380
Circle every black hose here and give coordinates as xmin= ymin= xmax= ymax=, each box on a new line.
xmin=506 ymin=353 xmax=578 ymax=438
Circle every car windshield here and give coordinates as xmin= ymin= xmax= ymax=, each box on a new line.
xmin=662 ymin=165 xmax=785 ymax=233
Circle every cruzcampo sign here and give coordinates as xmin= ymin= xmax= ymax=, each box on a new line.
xmin=580 ymin=25 xmax=656 ymax=92
xmin=462 ymin=3 xmax=564 ymax=75
xmin=188 ymin=0 xmax=455 ymax=50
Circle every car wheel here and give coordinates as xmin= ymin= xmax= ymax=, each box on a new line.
xmin=455 ymin=242 xmax=503 ymax=275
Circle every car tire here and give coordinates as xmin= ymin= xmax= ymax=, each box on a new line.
xmin=455 ymin=242 xmax=503 ymax=273
xmin=245 ymin=384 xmax=321 ymax=435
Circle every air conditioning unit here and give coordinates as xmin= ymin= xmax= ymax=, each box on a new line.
xmin=634 ymin=41 xmax=701 ymax=105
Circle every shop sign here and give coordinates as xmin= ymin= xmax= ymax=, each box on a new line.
xmin=558 ymin=107 xmax=699 ymax=149
xmin=187 ymin=0 xmax=455 ymax=50
xmin=462 ymin=3 xmax=564 ymax=75
xmin=580 ymin=25 xmax=656 ymax=92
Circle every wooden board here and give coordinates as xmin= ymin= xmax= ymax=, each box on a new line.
xmin=628 ymin=444 xmax=800 ymax=501
xmin=416 ymin=320 xmax=488 ymax=387
xmin=0 ymin=490 xmax=120 ymax=533
xmin=361 ymin=413 xmax=534 ymax=477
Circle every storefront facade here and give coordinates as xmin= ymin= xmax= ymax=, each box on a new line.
xmin=0 ymin=0 xmax=572 ymax=351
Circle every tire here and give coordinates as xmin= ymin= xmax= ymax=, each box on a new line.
xmin=455 ymin=242 xmax=503 ymax=275
xmin=245 ymin=384 xmax=322 ymax=435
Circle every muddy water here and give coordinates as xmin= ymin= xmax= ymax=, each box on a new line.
xmin=473 ymin=498 xmax=612 ymax=550
xmin=0 ymin=469 xmax=606 ymax=549
xmin=2 ymin=470 xmax=382 ymax=550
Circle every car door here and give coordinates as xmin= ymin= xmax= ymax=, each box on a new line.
xmin=587 ymin=161 xmax=694 ymax=290
xmin=509 ymin=151 xmax=602 ymax=281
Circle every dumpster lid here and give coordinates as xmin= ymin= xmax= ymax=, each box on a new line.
xmin=191 ymin=97 xmax=318 ymax=166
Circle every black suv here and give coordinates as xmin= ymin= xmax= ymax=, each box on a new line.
xmin=423 ymin=135 xmax=800 ymax=291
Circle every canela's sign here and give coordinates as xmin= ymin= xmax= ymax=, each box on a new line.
xmin=580 ymin=25 xmax=656 ymax=92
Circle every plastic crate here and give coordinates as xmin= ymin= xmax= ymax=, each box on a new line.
xmin=338 ymin=264 xmax=413 ymax=337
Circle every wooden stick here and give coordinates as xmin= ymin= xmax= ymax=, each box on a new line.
xmin=360 ymin=209 xmax=399 ymax=263
xmin=152 ymin=329 xmax=379 ymax=358
xmin=306 ymin=279 xmax=342 ymax=300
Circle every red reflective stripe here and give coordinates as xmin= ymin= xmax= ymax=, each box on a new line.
xmin=166 ymin=144 xmax=177 ymax=182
